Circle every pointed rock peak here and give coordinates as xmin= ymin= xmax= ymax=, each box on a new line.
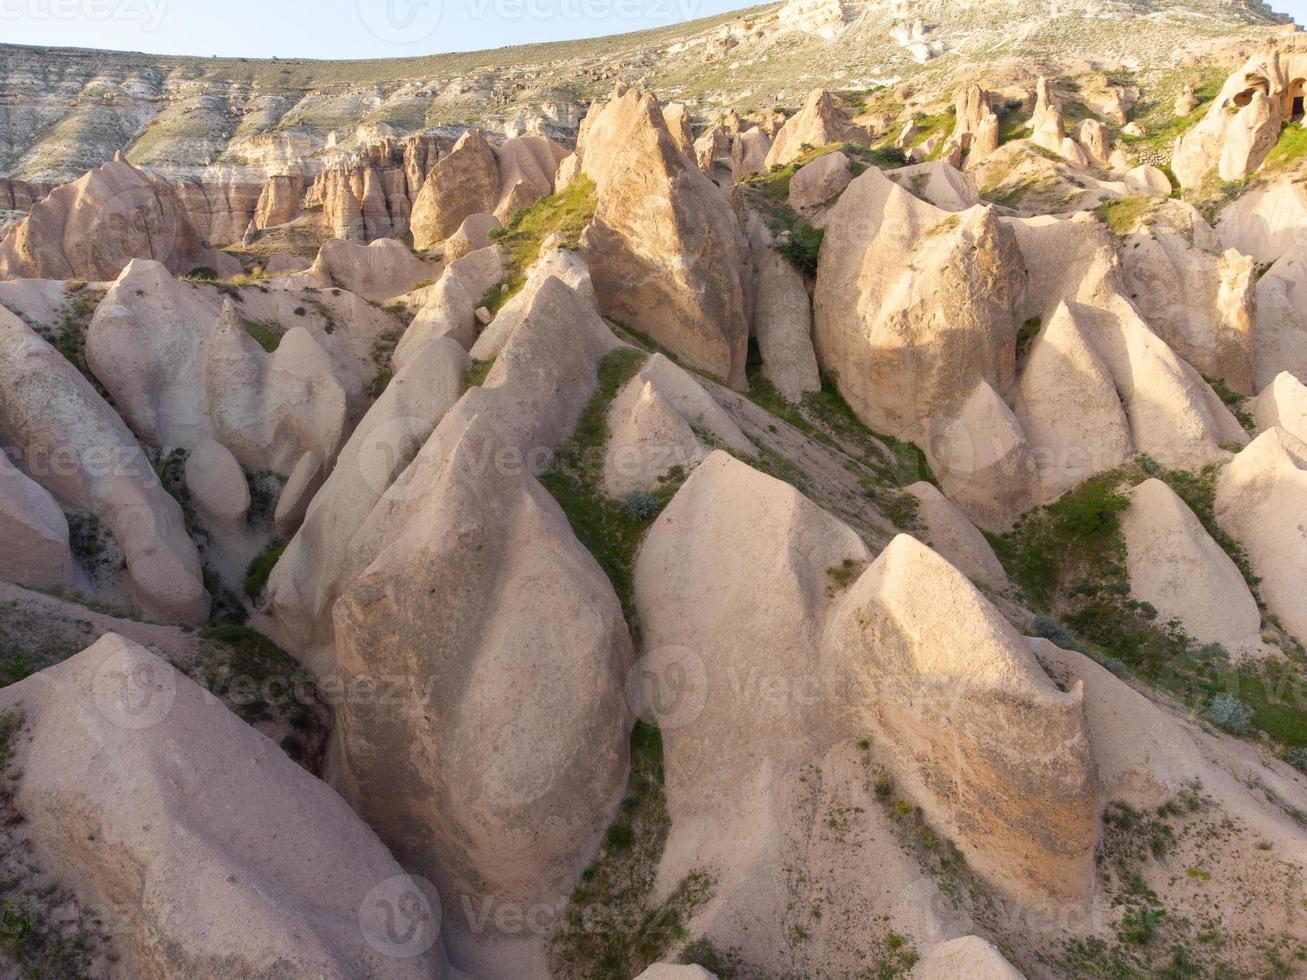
xmin=113 ymin=149 xmax=127 ymax=163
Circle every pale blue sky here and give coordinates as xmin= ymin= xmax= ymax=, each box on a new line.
xmin=0 ymin=0 xmax=1302 ymax=59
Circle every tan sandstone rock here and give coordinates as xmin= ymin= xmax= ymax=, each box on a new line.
xmin=1215 ymin=427 xmax=1307 ymax=647
xmin=0 ymin=304 xmax=207 ymax=623
xmin=0 ymin=158 xmax=236 ymax=282
xmin=1117 ymin=201 xmax=1257 ymax=394
xmin=787 ymin=151 xmax=852 ymax=210
xmin=912 ymin=936 xmax=1024 ymax=979
xmin=577 ymin=86 xmax=751 ymax=388
xmin=1253 ymin=371 xmax=1307 ymax=443
xmin=814 ymin=167 xmax=1030 ymax=527
xmin=747 ymin=220 xmax=820 ymax=402
xmin=306 ymin=237 xmax=433 ymax=302
xmin=326 ymin=279 xmax=631 ymax=975
xmin=410 ymin=129 xmax=500 ymax=251
xmin=603 ymin=353 xmax=752 ymax=498
xmin=494 ymin=134 xmax=567 ymax=220
xmin=262 ymin=336 xmax=468 ymax=672
xmin=0 ymin=634 xmax=448 ymax=979
xmin=395 ymin=245 xmax=505 ymax=362
xmin=184 ymin=438 xmax=250 ymax=533
xmin=445 ymin=212 xmax=502 ymax=261
xmin=0 ymin=449 xmax=72 ymax=590
xmin=904 ymin=481 xmax=1008 ymax=590
xmin=1123 ymin=478 xmax=1268 ymax=660
xmin=765 ymin=89 xmax=861 ymax=168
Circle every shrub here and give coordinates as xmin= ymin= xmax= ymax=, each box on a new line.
xmin=623 ymin=490 xmax=661 ymax=519
xmin=1286 ymin=747 xmax=1307 ymax=773
xmin=1205 ymin=693 xmax=1252 ymax=734
xmin=187 ymin=266 xmax=219 ymax=281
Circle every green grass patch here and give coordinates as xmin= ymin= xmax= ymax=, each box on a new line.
xmin=1262 ymin=123 xmax=1307 ymax=173
xmin=539 ymin=347 xmax=682 ymax=634
xmin=1095 ymin=196 xmax=1154 ymax=236
xmin=462 ymin=358 xmax=495 ymax=391
xmin=244 ymin=539 xmax=286 ymax=600
xmin=484 ymin=175 xmax=596 ymax=315
xmin=548 ymin=721 xmax=715 ymax=979
xmin=241 ymin=318 xmax=283 ymax=353
xmin=992 ymin=460 xmax=1307 ymax=755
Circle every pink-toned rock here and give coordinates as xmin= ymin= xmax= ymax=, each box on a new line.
xmin=0 ymin=448 xmax=72 ymax=589
xmin=494 ymin=135 xmax=567 ymax=220
xmin=788 ymin=151 xmax=852 ymax=210
xmin=411 ymin=129 xmax=500 ymax=251
xmin=445 ymin=212 xmax=502 ymax=261
xmin=577 ymin=86 xmax=751 ymax=388
xmin=0 ymin=159 xmax=237 ymax=281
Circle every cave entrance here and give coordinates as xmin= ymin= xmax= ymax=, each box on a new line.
xmin=1290 ymin=78 xmax=1306 ymax=121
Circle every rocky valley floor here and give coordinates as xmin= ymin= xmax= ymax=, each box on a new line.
xmin=2 ymin=1 xmax=1307 ymax=978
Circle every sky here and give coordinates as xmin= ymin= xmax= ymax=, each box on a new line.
xmin=0 ymin=0 xmax=1302 ymax=60
xmin=0 ymin=0 xmax=759 ymax=59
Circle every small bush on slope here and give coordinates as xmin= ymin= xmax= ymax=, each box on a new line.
xmin=990 ymin=462 xmax=1307 ymax=754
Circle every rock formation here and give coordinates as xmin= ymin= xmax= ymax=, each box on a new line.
xmin=0 ymin=634 xmax=449 ymax=978
xmin=0 ymin=158 xmax=236 ymax=281
xmin=1253 ymin=370 xmax=1307 ymax=442
xmin=764 ymin=89 xmax=862 ymax=168
xmin=327 ymin=280 xmax=632 ymax=975
xmin=1215 ymin=427 xmax=1307 ymax=647
xmin=410 ymin=129 xmax=500 ymax=250
xmin=0 ymin=303 xmax=208 ymax=623
xmin=787 ymin=151 xmax=852 ymax=210
xmin=947 ymin=82 xmax=1000 ymax=165
xmin=814 ymin=167 xmax=1030 ymax=527
xmin=87 ymin=265 xmax=353 ymax=477
xmin=577 ymin=85 xmax=751 ymax=388
xmin=0 ymin=448 xmax=72 ymax=589
xmin=1117 ymin=201 xmax=1257 ymax=393
xmin=1123 ymin=478 xmax=1268 ymax=660
xmin=1172 ymin=45 xmax=1307 ymax=189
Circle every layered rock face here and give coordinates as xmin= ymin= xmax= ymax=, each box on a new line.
xmin=577 ymin=86 xmax=751 ymax=388
xmin=0 ymin=158 xmax=237 ymax=281
xmin=0 ymin=634 xmax=449 ymax=979
xmin=0 ymin=303 xmax=208 ymax=623
xmin=305 ymin=133 xmax=444 ymax=243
